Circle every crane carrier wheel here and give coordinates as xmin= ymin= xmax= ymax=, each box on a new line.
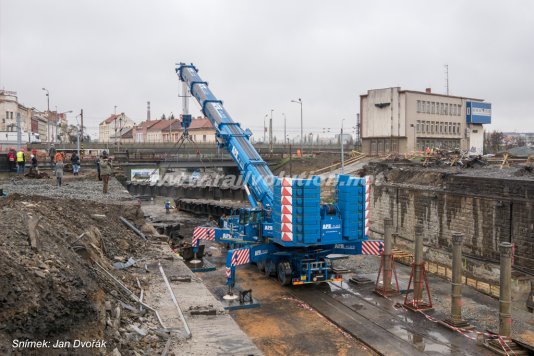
xmin=277 ymin=261 xmax=292 ymax=286
xmin=256 ymin=260 xmax=266 ymax=272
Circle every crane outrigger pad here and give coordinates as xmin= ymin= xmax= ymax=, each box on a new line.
xmin=184 ymin=258 xmax=216 ymax=272
xmin=212 ymin=285 xmax=260 ymax=311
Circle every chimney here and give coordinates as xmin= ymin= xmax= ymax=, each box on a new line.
xmin=425 ymin=88 xmax=432 ymax=93
xmin=147 ymin=101 xmax=151 ymax=121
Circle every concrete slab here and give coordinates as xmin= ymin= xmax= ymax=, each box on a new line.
xmin=142 ymin=243 xmax=262 ymax=356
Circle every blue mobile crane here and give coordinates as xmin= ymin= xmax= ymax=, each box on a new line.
xmin=176 ymin=63 xmax=381 ymax=291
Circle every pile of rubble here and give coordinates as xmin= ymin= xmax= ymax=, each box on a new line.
xmin=401 ymin=149 xmax=488 ymax=168
xmin=0 ymin=182 xmax=174 ymax=355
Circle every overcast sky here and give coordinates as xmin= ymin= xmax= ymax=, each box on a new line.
xmin=1 ymin=0 xmax=533 ymax=139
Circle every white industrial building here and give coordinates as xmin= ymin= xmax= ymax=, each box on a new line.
xmin=360 ymin=87 xmax=491 ymax=155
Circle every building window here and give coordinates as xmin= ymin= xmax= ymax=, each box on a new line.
xmin=431 ymin=102 xmax=435 ymax=114
xmin=444 ymin=103 xmax=448 ymax=115
xmin=416 ymin=120 xmax=421 ymax=133
xmin=457 ymin=104 xmax=462 ymax=116
xmin=417 ymin=100 xmax=421 ymax=113
xmin=426 ymin=101 xmax=431 ymax=113
xmin=203 ymin=135 xmax=206 ymax=142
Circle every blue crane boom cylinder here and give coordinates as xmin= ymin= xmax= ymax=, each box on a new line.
xmin=176 ymin=63 xmax=274 ymax=209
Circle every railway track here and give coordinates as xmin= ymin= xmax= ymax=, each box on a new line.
xmin=290 ymin=280 xmax=496 ymax=356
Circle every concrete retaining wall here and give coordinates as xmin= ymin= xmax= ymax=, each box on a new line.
xmin=369 ymin=170 xmax=534 ymax=285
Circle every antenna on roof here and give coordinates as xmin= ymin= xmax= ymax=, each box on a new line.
xmin=444 ymin=64 xmax=449 ymax=96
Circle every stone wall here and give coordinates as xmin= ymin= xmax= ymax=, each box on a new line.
xmin=369 ymin=168 xmax=534 ymax=282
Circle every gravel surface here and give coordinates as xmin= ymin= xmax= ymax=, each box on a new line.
xmin=0 ymin=176 xmax=134 ymax=203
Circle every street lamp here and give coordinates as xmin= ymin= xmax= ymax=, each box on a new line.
xmin=263 ymin=114 xmax=268 ymax=143
xmin=291 ymin=98 xmax=303 ymax=154
xmin=341 ymin=119 xmax=345 ymax=174
xmin=42 ymin=88 xmax=51 ymax=145
xmin=282 ymin=113 xmax=286 ymax=147
xmin=269 ymin=109 xmax=274 ymax=154
xmin=41 ymin=88 xmax=50 ymax=112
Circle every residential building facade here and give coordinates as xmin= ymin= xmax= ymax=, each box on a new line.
xmin=0 ymin=90 xmax=34 ymax=134
xmin=360 ymin=87 xmax=490 ymax=155
xmin=99 ymin=113 xmax=135 ymax=143
xmin=132 ymin=117 xmax=216 ymax=143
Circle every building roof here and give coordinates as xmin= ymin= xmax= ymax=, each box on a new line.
xmin=360 ymin=87 xmax=484 ymax=102
xmin=167 ymin=117 xmax=214 ymax=132
xmin=134 ymin=120 xmax=159 ymax=130
xmin=189 ymin=117 xmax=213 ymax=130
xmin=147 ymin=119 xmax=179 ymax=132
xmin=100 ymin=113 xmax=130 ymax=126
xmin=121 ymin=128 xmax=133 ymax=139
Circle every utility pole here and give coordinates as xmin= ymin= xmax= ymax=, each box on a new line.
xmin=16 ymin=113 xmax=22 ymax=151
xmin=80 ymin=109 xmax=84 ymax=142
xmin=118 ymin=113 xmax=124 ymax=153
xmin=76 ymin=131 xmax=80 ymax=157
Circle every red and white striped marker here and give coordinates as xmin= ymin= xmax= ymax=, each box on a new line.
xmin=365 ymin=176 xmax=371 ymax=237
xmin=281 ymin=178 xmax=293 ymax=242
xmin=361 ymin=240 xmax=383 ymax=255
xmin=192 ymin=227 xmax=215 ymax=245
xmin=231 ymin=249 xmax=250 ymax=266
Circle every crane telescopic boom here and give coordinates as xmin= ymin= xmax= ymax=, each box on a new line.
xmin=176 ymin=63 xmax=274 ymax=209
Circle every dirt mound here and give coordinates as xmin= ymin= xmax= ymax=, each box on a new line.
xmin=514 ymin=165 xmax=534 ymax=177
xmin=24 ymin=169 xmax=50 ymax=179
xmin=0 ymin=193 xmax=146 ymax=354
xmin=385 ymin=168 xmax=450 ymax=187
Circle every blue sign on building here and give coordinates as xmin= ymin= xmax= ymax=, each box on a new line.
xmin=466 ymin=101 xmax=491 ymax=124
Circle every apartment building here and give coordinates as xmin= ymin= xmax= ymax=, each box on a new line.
xmin=360 ymin=87 xmax=491 ymax=155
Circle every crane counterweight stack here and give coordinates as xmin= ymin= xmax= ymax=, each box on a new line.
xmin=176 ymin=63 xmax=382 ymax=289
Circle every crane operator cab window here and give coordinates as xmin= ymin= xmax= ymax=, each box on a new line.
xmin=239 ymin=209 xmax=250 ymax=225
xmin=239 ymin=209 xmax=263 ymax=226
xmin=249 ymin=210 xmax=262 ymax=224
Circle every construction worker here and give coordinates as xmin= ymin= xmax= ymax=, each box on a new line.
xmin=55 ymin=156 xmax=64 ymax=187
xmin=49 ymin=144 xmax=56 ymax=166
xmin=16 ymin=149 xmax=25 ymax=174
xmin=165 ymin=200 xmax=171 ymax=214
xmin=71 ymin=152 xmax=80 ymax=176
xmin=7 ymin=149 xmax=16 ymax=172
xmin=99 ymin=151 xmax=112 ymax=194
xmin=54 ymin=151 xmax=64 ymax=163
xmin=31 ymin=154 xmax=38 ymax=172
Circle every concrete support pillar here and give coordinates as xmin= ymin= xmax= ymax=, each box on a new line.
xmin=413 ymin=221 xmax=424 ymax=303
xmin=450 ymin=232 xmax=464 ymax=324
xmin=499 ymin=242 xmax=513 ymax=337
xmin=383 ymin=218 xmax=393 ymax=292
